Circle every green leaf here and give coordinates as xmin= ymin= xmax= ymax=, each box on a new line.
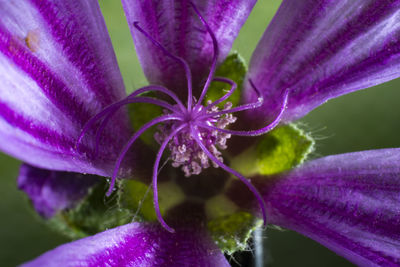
xmin=207 ymin=211 xmax=262 ymax=255
xmin=129 ymin=92 xmax=164 ymax=148
xmin=204 ymin=52 xmax=247 ymax=108
xmin=231 ymin=124 xmax=314 ymax=176
xmin=120 ymin=180 xmax=186 ymax=222
xmin=119 ymin=179 xmax=156 ymax=222
xmin=47 ymin=180 xmax=132 ymax=239
xmin=46 ymin=178 xmax=187 ymax=239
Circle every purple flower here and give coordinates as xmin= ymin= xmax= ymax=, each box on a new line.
xmin=1 ymin=0 xmax=400 ymax=266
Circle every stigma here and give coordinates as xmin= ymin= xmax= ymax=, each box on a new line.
xmin=155 ymin=102 xmax=236 ymax=177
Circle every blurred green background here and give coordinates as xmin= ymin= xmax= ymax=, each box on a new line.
xmin=1 ymin=1 xmax=399 ymax=266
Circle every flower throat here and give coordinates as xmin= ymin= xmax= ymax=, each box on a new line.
xmin=78 ymin=2 xmax=289 ymax=233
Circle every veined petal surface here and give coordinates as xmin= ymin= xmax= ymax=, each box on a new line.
xmin=22 ymin=222 xmax=230 ymax=267
xmin=244 ymin=0 xmax=400 ymax=122
xmin=261 ymin=148 xmax=400 ymax=266
xmin=0 ymin=0 xmax=134 ymax=176
xmin=122 ymin=0 xmax=256 ymax=96
xmin=17 ymin=164 xmax=99 ymax=218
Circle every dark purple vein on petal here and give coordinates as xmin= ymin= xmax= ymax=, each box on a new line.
xmin=138 ymin=0 xmax=178 ymax=87
xmin=261 ymin=0 xmax=329 ymax=82
xmin=273 ymin=171 xmax=400 ymax=239
xmin=0 ymin=25 xmax=92 ymax=125
xmin=271 ymin=199 xmax=400 ymax=266
xmin=279 ymin=0 xmax=400 ymax=90
xmin=306 ymin=33 xmax=400 ymax=96
xmin=173 ymin=2 xmax=190 ymax=61
xmin=282 ymin=193 xmax=400 ymax=241
xmin=29 ymin=0 xmax=119 ymax=105
xmin=0 ymin=101 xmax=74 ymax=151
xmin=0 ymin=100 xmax=96 ymax=159
xmin=88 ymin=232 xmax=153 ymax=266
xmin=282 ymin=173 xmax=400 ymax=192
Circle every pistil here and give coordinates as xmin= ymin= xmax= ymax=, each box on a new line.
xmin=155 ymin=102 xmax=236 ymax=177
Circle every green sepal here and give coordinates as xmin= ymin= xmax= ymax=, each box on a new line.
xmin=204 ymin=52 xmax=247 ymax=108
xmin=47 ymin=180 xmax=132 ymax=239
xmin=231 ymin=124 xmax=314 ymax=176
xmin=120 ymin=180 xmax=186 ymax=222
xmin=207 ymin=211 xmax=262 ymax=255
xmin=119 ymin=179 xmax=156 ymax=222
xmin=129 ymin=91 xmax=164 ymax=148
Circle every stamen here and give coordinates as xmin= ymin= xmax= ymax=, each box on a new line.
xmin=190 ymin=1 xmax=219 ymax=107
xmin=133 ymin=22 xmax=194 ymax=109
xmin=107 ymin=115 xmax=183 ymax=196
xmin=127 ymin=84 xmax=187 ymax=113
xmin=197 ymin=89 xmax=290 ymax=136
xmin=205 ymin=77 xmax=237 ymax=110
xmin=190 ymin=126 xmax=267 ymax=226
xmin=77 ymin=85 xmax=186 ymax=150
xmin=197 ymin=79 xmax=264 ymax=120
xmin=154 ymin=103 xmax=236 ymax=177
xmin=152 ymin=123 xmax=187 ymax=233
xmin=78 ymin=96 xmax=179 ymax=156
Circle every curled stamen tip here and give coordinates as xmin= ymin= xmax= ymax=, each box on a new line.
xmin=258 ymin=199 xmax=268 ymax=227
xmin=106 ymin=178 xmax=117 ymax=197
xmin=248 ymin=78 xmax=262 ymax=97
xmin=74 ymin=137 xmax=83 ymax=151
xmin=105 ymin=188 xmax=113 ymax=197
xmin=282 ymin=89 xmax=291 ymax=107
xmin=284 ymin=88 xmax=291 ymax=96
xmin=75 ymin=128 xmax=91 ymax=151
xmin=157 ymin=211 xmax=176 ymax=233
xmin=163 ymin=225 xmax=176 ymax=234
xmin=262 ymin=213 xmax=267 ymax=227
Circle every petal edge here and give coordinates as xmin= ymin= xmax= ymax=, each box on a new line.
xmin=261 ymin=148 xmax=400 ymax=266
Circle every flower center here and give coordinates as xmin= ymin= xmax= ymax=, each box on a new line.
xmin=77 ymin=2 xmax=290 ymax=233
xmin=155 ymin=102 xmax=236 ymax=177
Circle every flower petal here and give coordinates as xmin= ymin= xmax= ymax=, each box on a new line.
xmin=260 ymin=148 xmax=400 ymax=266
xmin=244 ymin=0 xmax=400 ymax=122
xmin=22 ymin=222 xmax=229 ymax=267
xmin=122 ymin=0 xmax=256 ymax=95
xmin=0 ymin=0 xmax=134 ymax=176
xmin=17 ymin=163 xmax=99 ymax=219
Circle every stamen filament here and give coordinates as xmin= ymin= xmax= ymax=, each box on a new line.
xmin=205 ymin=77 xmax=237 ymax=110
xmin=196 ymin=89 xmax=289 ymax=136
xmin=190 ymin=126 xmax=267 ymax=226
xmin=127 ymin=96 xmax=179 ymax=112
xmin=107 ymin=115 xmax=183 ymax=196
xmin=153 ymin=123 xmax=187 ymax=233
xmin=77 ymin=96 xmax=179 ymax=150
xmin=196 ymin=79 xmax=265 ymax=120
xmin=77 ymin=83 xmax=187 ymax=148
xmin=127 ymin=85 xmax=187 ymax=113
xmin=190 ymin=1 xmax=219 ymax=107
xmin=93 ymin=96 xmax=179 ymax=155
xmin=133 ymin=22 xmax=193 ymax=110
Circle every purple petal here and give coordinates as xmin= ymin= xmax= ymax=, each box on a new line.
xmin=17 ymin=163 xmax=99 ymax=218
xmin=122 ymin=0 xmax=256 ymax=95
xmin=260 ymin=148 xmax=400 ymax=266
xmin=22 ymin=222 xmax=229 ymax=267
xmin=244 ymin=0 xmax=400 ymax=123
xmin=0 ymin=0 xmax=134 ymax=176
